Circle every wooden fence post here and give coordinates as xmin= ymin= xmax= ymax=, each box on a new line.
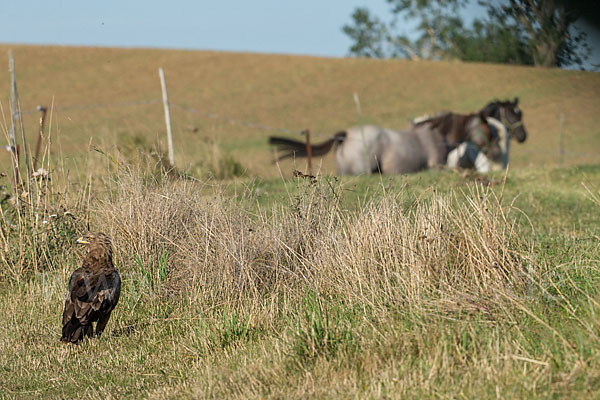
xmin=559 ymin=113 xmax=565 ymax=166
xmin=353 ymin=92 xmax=362 ymax=116
xmin=303 ymin=129 xmax=312 ymax=176
xmin=158 ymin=67 xmax=175 ymax=169
xmin=7 ymin=50 xmax=20 ymax=193
xmin=354 ymin=92 xmax=373 ymax=173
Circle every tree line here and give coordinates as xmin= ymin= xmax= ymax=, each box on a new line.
xmin=342 ymin=0 xmax=593 ymax=69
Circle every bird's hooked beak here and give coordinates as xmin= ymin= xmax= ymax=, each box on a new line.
xmin=75 ymin=236 xmax=90 ymax=245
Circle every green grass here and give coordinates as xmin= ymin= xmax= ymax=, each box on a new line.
xmin=243 ymin=164 xmax=600 ymax=234
xmin=0 ymin=45 xmax=599 ymax=398
xmin=1 ymin=164 xmax=599 ymax=398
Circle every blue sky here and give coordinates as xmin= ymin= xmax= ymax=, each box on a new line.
xmin=1 ymin=1 xmax=391 ymax=56
xmin=1 ymin=0 xmax=598 ymax=67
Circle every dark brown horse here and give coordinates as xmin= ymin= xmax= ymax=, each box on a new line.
xmin=413 ymin=98 xmax=527 ymax=170
xmin=413 ymin=111 xmax=499 ymax=158
xmin=480 ymin=98 xmax=527 ymax=142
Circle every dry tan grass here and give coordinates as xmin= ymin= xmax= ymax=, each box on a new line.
xmin=0 ymin=44 xmax=598 ymax=181
xmin=0 ymin=45 xmax=599 ymax=398
xmin=91 ymin=165 xmax=527 ymax=317
xmin=1 ymin=162 xmax=599 ymax=398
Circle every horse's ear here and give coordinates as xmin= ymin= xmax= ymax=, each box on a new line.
xmin=513 ymin=97 xmax=519 ymax=106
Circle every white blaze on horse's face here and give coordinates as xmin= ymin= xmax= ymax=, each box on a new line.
xmin=501 ymin=102 xmax=527 ymax=143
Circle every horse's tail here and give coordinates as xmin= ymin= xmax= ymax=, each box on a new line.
xmin=269 ymin=132 xmax=346 ymax=162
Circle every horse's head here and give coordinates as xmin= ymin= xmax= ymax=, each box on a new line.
xmin=502 ymin=98 xmax=527 ymax=143
xmin=482 ymin=98 xmax=527 ymax=143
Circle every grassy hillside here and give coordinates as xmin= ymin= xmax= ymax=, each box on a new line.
xmin=0 ymin=45 xmax=599 ymax=399
xmin=0 ymin=45 xmax=598 ymax=178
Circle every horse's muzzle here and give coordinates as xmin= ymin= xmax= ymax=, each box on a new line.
xmin=513 ymin=126 xmax=527 ymax=143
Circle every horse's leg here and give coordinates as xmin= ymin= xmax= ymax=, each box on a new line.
xmin=417 ymin=128 xmax=447 ymax=169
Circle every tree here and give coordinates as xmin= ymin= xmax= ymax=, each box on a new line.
xmin=453 ymin=18 xmax=534 ymax=65
xmin=342 ymin=0 xmax=590 ymax=68
xmin=488 ymin=0 xmax=590 ymax=67
xmin=387 ymin=0 xmax=470 ymax=61
xmin=342 ymin=8 xmax=389 ymax=58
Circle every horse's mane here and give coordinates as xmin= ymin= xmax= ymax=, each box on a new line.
xmin=414 ymin=112 xmax=475 ymax=138
xmin=481 ymin=99 xmax=515 ymax=113
xmin=413 ymin=112 xmax=452 ymax=128
xmin=487 ymin=99 xmax=510 ymax=106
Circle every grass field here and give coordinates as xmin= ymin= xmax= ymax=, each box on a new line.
xmin=0 ymin=45 xmax=599 ymax=399
xmin=0 ymin=44 xmax=599 ymax=178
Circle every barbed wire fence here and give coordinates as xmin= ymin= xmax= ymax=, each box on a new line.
xmin=16 ymin=97 xmax=316 ymax=138
xmin=8 ymin=95 xmax=600 ymax=173
xmin=169 ymin=102 xmax=303 ymax=136
xmin=19 ymin=98 xmax=163 ymax=114
xmin=4 ymin=49 xmax=598 ymax=180
xmin=6 ymin=93 xmax=324 ymax=180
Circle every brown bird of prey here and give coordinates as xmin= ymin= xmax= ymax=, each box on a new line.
xmin=61 ymin=232 xmax=121 ymax=344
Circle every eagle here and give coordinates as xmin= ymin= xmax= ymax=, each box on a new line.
xmin=61 ymin=232 xmax=121 ymax=344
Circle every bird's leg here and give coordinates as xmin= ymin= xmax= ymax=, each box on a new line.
xmin=95 ymin=312 xmax=112 ymax=337
xmin=84 ymin=324 xmax=93 ymax=338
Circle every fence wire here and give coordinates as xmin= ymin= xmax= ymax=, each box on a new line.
xmin=10 ymin=96 xmax=600 ymax=162
xmin=19 ymin=98 xmax=162 ymax=114
xmin=170 ymin=102 xmax=308 ymax=136
xmin=17 ymin=97 xmax=311 ymax=137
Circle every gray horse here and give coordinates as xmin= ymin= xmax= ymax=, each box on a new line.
xmin=270 ymin=112 xmax=499 ymax=175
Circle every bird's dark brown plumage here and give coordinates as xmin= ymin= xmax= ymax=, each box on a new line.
xmin=61 ymin=232 xmax=121 ymax=344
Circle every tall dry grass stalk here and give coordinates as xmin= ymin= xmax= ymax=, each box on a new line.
xmin=0 ymin=103 xmax=89 ymax=280
xmin=97 ymin=168 xmax=529 ymax=320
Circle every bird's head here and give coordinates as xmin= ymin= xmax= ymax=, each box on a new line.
xmin=75 ymin=232 xmax=113 ymax=258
